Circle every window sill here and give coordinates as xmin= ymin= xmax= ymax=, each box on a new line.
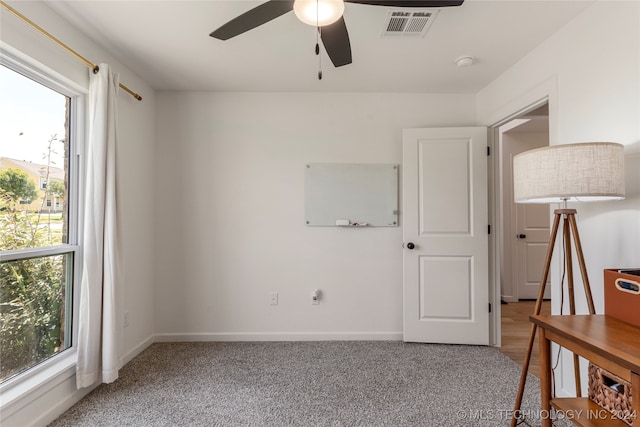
xmin=0 ymin=349 xmax=77 ymax=411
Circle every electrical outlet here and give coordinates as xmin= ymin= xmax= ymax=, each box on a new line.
xmin=124 ymin=311 xmax=130 ymax=327
xmin=270 ymin=292 xmax=278 ymax=306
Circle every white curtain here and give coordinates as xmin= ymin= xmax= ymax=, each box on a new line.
xmin=76 ymin=63 xmax=123 ymax=389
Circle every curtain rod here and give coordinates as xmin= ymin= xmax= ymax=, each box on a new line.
xmin=1 ymin=0 xmax=142 ymax=101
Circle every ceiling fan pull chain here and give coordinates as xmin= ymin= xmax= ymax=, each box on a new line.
xmin=316 ymin=0 xmax=322 ymax=80
xmin=317 ymin=24 xmax=323 ymax=80
xmin=317 ymin=40 xmax=323 ymax=80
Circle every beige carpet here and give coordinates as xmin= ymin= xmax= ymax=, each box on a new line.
xmin=49 ymin=341 xmax=553 ymax=426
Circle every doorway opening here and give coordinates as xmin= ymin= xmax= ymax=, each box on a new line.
xmin=495 ymin=103 xmax=551 ymax=374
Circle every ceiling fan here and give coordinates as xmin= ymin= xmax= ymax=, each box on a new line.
xmin=210 ymin=0 xmax=464 ymax=68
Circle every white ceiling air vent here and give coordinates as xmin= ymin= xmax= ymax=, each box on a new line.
xmin=381 ymin=10 xmax=439 ymax=38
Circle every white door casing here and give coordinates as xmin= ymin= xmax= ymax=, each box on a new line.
xmin=402 ymin=127 xmax=489 ymax=345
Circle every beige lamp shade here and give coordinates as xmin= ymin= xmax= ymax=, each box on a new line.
xmin=513 ymin=142 xmax=625 ymax=203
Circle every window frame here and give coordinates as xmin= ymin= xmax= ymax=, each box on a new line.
xmin=0 ymin=49 xmax=85 ymax=396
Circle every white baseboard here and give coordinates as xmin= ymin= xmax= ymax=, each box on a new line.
xmin=122 ymin=334 xmax=154 ymax=364
xmin=29 ymin=382 xmax=96 ymax=427
xmin=154 ymin=331 xmax=403 ymax=342
xmin=2 ymin=335 xmax=154 ymax=427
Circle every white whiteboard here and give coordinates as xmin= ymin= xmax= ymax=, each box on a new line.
xmin=305 ymin=163 xmax=399 ymax=227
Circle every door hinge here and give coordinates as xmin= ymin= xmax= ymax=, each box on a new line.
xmin=489 ymin=303 xmax=492 ymax=313
xmin=488 ymin=224 xmax=491 ymax=235
xmin=487 ymin=146 xmax=491 ymax=156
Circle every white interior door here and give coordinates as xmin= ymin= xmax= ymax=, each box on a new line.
xmin=402 ymin=127 xmax=489 ymax=345
xmin=501 ymin=132 xmax=551 ymax=300
xmin=516 ymin=201 xmax=551 ymax=299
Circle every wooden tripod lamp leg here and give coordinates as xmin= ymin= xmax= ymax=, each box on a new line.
xmin=567 ymin=214 xmax=596 ymax=314
xmin=563 ymin=215 xmax=582 ymax=397
xmin=566 ymin=211 xmax=598 ymax=398
xmin=510 ymin=212 xmax=562 ymax=427
xmin=564 ymin=215 xmax=576 ymax=317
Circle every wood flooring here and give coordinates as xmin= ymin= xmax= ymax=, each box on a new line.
xmin=499 ymin=300 xmax=551 ymax=378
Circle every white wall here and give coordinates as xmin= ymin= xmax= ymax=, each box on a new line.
xmin=155 ymin=92 xmax=476 ymax=339
xmin=0 ymin=2 xmax=156 ymax=425
xmin=477 ymin=1 xmax=640 ymax=397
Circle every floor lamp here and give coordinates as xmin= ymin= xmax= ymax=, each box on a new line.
xmin=508 ymin=142 xmax=625 ymax=427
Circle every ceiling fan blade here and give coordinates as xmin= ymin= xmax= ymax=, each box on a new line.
xmin=345 ymin=0 xmax=463 ymax=7
xmin=210 ymin=0 xmax=295 ymax=40
xmin=320 ymin=16 xmax=352 ymax=67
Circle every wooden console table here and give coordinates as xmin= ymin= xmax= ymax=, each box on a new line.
xmin=530 ymin=315 xmax=640 ymax=427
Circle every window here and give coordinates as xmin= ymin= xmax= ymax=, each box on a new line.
xmin=0 ymin=61 xmax=80 ymax=384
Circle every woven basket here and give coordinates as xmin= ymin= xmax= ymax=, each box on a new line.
xmin=588 ymin=363 xmax=634 ymax=426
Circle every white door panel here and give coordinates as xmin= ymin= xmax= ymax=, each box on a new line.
xmin=403 ymin=127 xmax=489 ymax=345
xmin=417 ymin=138 xmax=471 ymax=234
xmin=517 ymin=203 xmax=551 ymax=299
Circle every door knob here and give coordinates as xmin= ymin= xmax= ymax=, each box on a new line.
xmin=406 ymin=242 xmax=415 ymax=249
xmin=518 ymin=234 xmax=526 ymax=239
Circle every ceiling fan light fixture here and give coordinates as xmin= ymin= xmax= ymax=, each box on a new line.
xmin=294 ymin=0 xmax=345 ymax=27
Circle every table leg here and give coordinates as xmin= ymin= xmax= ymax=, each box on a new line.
xmin=631 ymin=372 xmax=640 ymax=427
xmin=539 ymin=328 xmax=552 ymax=427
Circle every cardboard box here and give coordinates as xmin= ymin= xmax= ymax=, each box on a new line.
xmin=604 ymin=269 xmax=640 ymax=328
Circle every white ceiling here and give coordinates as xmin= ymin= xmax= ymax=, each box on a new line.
xmin=45 ymin=0 xmax=594 ymax=93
